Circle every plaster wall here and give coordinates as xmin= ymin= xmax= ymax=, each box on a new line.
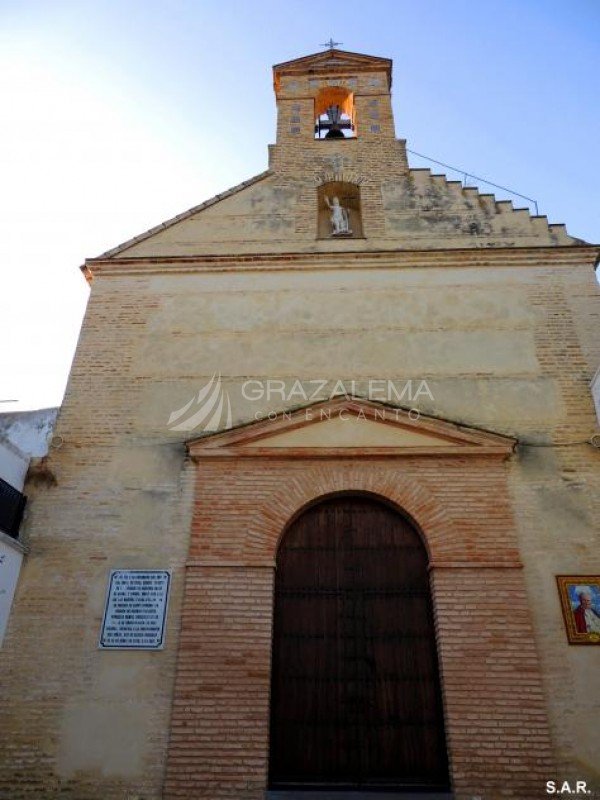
xmin=0 ymin=253 xmax=598 ymax=797
xmin=1 ymin=48 xmax=598 ymax=800
xmin=0 ymin=441 xmax=29 ymax=491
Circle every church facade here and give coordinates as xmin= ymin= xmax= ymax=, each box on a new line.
xmin=1 ymin=49 xmax=599 ymax=800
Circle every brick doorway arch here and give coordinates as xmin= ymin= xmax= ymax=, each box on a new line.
xmin=164 ymin=398 xmax=554 ymax=800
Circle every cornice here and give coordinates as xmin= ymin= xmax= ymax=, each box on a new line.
xmin=82 ymin=244 xmax=600 ymax=279
xmin=273 ymin=49 xmax=393 ymax=90
xmin=186 ymin=395 xmax=516 ymax=461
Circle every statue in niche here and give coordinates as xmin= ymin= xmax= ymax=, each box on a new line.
xmin=324 ymin=195 xmax=352 ymax=235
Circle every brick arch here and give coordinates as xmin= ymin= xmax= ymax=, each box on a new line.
xmin=276 ymin=489 xmax=432 ymax=558
xmin=314 ymin=170 xmax=364 ymax=186
xmin=314 ymin=85 xmax=354 ymax=119
xmin=245 ymin=464 xmax=454 ymax=563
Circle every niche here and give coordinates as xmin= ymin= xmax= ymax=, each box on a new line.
xmin=317 ymin=182 xmax=363 ymax=238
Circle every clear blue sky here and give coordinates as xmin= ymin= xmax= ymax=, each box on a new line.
xmin=1 ymin=0 xmax=599 ymax=410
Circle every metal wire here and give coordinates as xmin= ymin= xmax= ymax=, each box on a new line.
xmin=406 ymin=147 xmax=539 ymax=216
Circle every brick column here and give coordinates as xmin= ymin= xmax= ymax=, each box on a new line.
xmin=431 ymin=566 xmax=555 ymax=800
xmin=164 ymin=565 xmax=274 ymax=800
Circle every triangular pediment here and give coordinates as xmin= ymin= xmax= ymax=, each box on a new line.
xmin=273 ymin=49 xmax=392 ymax=88
xmin=187 ymin=396 xmax=515 ymax=459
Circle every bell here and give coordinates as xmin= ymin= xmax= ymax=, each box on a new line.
xmin=324 ymin=105 xmax=345 ymax=139
xmin=327 ymin=104 xmax=341 ymax=125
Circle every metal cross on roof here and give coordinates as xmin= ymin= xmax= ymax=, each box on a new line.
xmin=320 ymin=38 xmax=342 ymax=50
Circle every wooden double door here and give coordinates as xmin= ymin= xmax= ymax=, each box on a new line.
xmin=269 ymin=494 xmax=449 ymax=792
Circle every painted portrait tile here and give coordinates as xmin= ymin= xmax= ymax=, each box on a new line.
xmin=557 ymin=576 xmax=600 ymax=644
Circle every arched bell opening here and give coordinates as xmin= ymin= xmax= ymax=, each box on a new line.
xmin=317 ymin=181 xmax=363 ymax=238
xmin=268 ymin=493 xmax=451 ymax=794
xmin=314 ymin=86 xmax=356 ymax=139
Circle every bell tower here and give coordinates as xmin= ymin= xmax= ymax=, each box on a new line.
xmin=272 ymin=48 xmax=398 ymax=147
xmin=270 ymin=47 xmax=409 ymax=240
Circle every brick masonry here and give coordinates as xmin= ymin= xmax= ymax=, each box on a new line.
xmin=164 ymin=456 xmax=553 ymax=800
xmin=1 ymin=47 xmax=599 ymax=800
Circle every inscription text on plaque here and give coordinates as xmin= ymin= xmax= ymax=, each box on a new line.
xmin=99 ymin=570 xmax=170 ymax=650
